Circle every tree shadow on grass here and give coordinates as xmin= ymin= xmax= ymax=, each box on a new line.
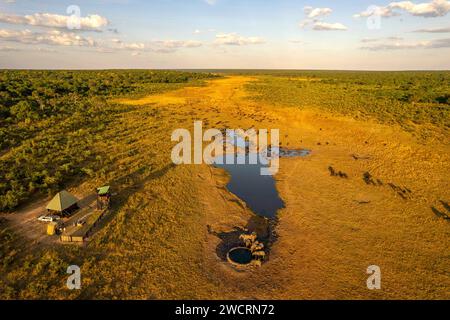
xmin=85 ymin=163 xmax=176 ymax=242
xmin=78 ymin=194 xmax=97 ymax=209
xmin=75 ymin=163 xmax=176 ymax=299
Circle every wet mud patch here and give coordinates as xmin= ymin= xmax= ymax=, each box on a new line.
xmin=209 ymin=215 xmax=277 ymax=267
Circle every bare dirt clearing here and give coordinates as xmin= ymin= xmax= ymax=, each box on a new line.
xmin=0 ymin=191 xmax=98 ymax=248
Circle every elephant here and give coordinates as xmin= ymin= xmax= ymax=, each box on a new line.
xmin=252 ymin=251 xmax=266 ymax=261
xmin=239 ymin=232 xmax=257 ymax=248
xmin=250 ymin=241 xmax=264 ymax=253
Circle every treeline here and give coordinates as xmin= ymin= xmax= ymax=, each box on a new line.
xmin=0 ymin=70 xmax=216 ymax=211
xmin=0 ymin=70 xmax=213 ymax=125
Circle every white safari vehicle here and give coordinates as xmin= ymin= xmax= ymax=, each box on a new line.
xmin=37 ymin=215 xmax=61 ymax=223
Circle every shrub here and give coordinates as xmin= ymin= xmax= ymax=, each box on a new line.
xmin=9 ymin=101 xmax=38 ymax=121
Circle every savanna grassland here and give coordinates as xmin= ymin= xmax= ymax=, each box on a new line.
xmin=0 ymin=70 xmax=449 ymax=300
xmin=245 ymin=71 xmax=449 ymax=140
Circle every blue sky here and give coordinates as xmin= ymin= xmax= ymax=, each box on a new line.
xmin=0 ymin=0 xmax=449 ymax=69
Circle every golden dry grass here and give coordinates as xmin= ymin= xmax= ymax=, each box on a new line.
xmin=1 ymin=75 xmax=449 ymax=299
xmin=98 ymin=76 xmax=450 ymax=299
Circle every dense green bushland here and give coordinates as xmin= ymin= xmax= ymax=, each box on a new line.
xmin=0 ymin=70 xmax=216 ymax=211
xmin=246 ymin=71 xmax=450 ymax=132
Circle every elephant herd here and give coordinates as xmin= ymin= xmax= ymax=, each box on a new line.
xmin=239 ymin=232 xmax=266 ymax=262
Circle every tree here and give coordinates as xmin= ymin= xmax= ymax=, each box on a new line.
xmin=0 ymin=104 xmax=9 ymax=119
xmin=10 ymin=101 xmax=37 ymax=121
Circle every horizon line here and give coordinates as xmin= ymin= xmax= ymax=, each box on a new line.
xmin=1 ymin=68 xmax=449 ymax=72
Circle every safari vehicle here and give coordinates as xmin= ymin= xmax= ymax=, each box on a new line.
xmin=37 ymin=215 xmax=61 ymax=223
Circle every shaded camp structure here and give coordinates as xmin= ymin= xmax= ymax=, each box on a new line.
xmin=96 ymin=186 xmax=111 ymax=210
xmin=46 ymin=190 xmax=79 ymax=216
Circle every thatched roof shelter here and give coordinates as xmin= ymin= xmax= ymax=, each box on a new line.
xmin=46 ymin=190 xmax=79 ymax=214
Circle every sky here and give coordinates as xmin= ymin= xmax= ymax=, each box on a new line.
xmin=0 ymin=0 xmax=449 ymax=70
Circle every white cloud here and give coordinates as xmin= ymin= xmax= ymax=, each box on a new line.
xmin=429 ymin=37 xmax=450 ymax=47
xmin=95 ymin=47 xmax=115 ymax=53
xmin=361 ymin=37 xmax=450 ymax=50
xmin=153 ymin=40 xmax=202 ymax=48
xmin=117 ymin=41 xmax=146 ymax=50
xmin=300 ymin=6 xmax=347 ymax=31
xmin=390 ymin=0 xmax=450 ymax=16
xmin=353 ymin=6 xmax=400 ymax=18
xmin=109 ymin=38 xmax=202 ymax=53
xmin=361 ymin=37 xmax=379 ymax=43
xmin=204 ymin=0 xmax=217 ymax=5
xmin=150 ymin=40 xmax=202 ymax=52
xmin=0 ymin=45 xmax=57 ymax=52
xmin=0 ymin=29 xmax=96 ymax=46
xmin=361 ymin=36 xmax=404 ymax=43
xmin=387 ymin=36 xmax=405 ymax=40
xmin=0 ymin=12 xmax=109 ymax=31
xmin=0 ymin=28 xmax=203 ymax=54
xmin=0 ymin=45 xmax=20 ymax=51
xmin=289 ymin=39 xmax=305 ymax=44
xmin=36 ymin=47 xmax=58 ymax=53
xmin=354 ymin=0 xmax=450 ymax=18
xmin=312 ymin=21 xmax=348 ymax=31
xmin=304 ymin=6 xmax=333 ymax=18
xmin=413 ymin=26 xmax=450 ymax=32
xmin=193 ymin=28 xmax=216 ymax=34
xmin=214 ymin=33 xmax=265 ymax=45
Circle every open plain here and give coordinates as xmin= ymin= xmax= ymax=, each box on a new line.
xmin=1 ymin=71 xmax=449 ymax=299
